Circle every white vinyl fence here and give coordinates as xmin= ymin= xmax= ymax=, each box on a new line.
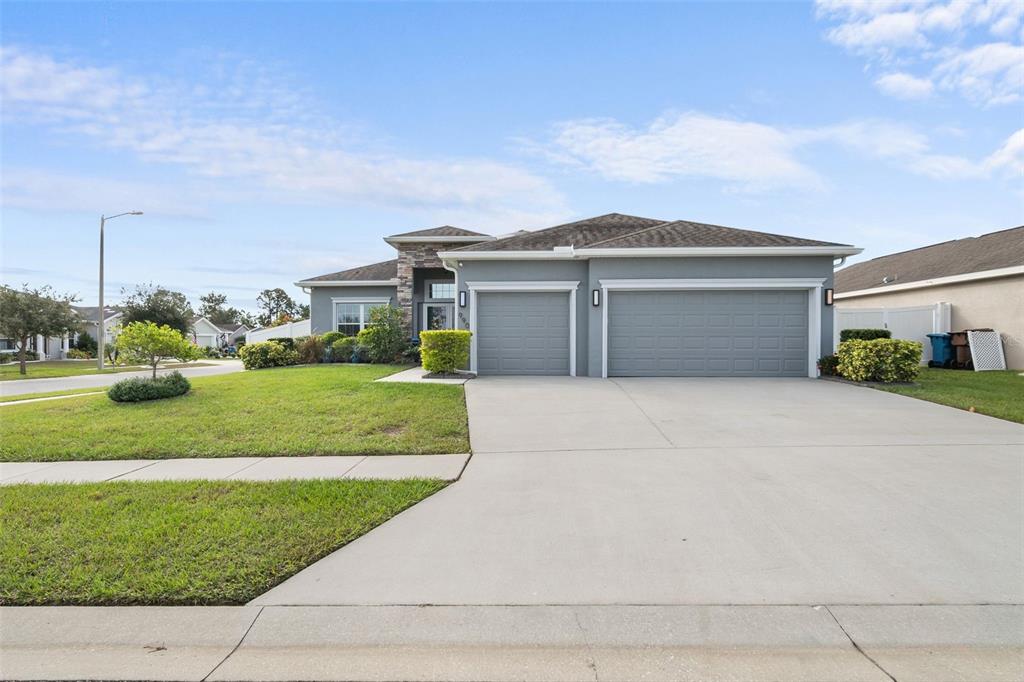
xmin=835 ymin=302 xmax=952 ymax=363
xmin=245 ymin=318 xmax=311 ymax=344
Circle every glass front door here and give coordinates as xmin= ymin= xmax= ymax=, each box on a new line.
xmin=422 ymin=303 xmax=454 ymax=331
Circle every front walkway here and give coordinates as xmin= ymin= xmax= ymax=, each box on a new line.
xmin=0 ymin=454 xmax=470 ymax=485
xmin=0 ymin=359 xmax=245 ymax=397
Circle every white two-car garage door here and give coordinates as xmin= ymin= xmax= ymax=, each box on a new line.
xmin=607 ymin=290 xmax=809 ymax=377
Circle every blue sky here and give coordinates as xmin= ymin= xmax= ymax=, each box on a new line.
xmin=2 ymin=1 xmax=1021 ymax=311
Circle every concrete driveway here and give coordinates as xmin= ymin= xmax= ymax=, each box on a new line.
xmin=255 ymin=377 xmax=1023 ymax=606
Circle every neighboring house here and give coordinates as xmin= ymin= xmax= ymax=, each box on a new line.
xmin=834 ymin=226 xmax=1024 ymax=369
xmin=297 ymin=213 xmax=860 ymax=377
xmin=72 ymin=305 xmax=122 ymax=351
xmin=0 ymin=305 xmax=120 ymax=360
xmin=219 ymin=322 xmax=251 ymax=346
xmin=190 ymin=318 xmax=252 ymax=348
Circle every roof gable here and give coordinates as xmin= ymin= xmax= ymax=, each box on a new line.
xmin=583 ymin=220 xmax=846 ymax=249
xmin=452 ymin=213 xmax=666 ymax=252
xmin=834 ymin=226 xmax=1024 ymax=293
xmin=299 ymin=259 xmax=399 ymax=284
xmin=387 ymin=225 xmax=490 ymax=239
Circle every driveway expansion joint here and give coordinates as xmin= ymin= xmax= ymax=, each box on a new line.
xmin=202 ymin=606 xmax=264 ymax=682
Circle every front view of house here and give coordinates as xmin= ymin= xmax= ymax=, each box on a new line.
xmin=297 ymin=214 xmax=861 ymax=378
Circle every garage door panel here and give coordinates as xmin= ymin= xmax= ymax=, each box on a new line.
xmin=608 ymin=290 xmax=808 ymax=377
xmin=477 ymin=291 xmax=570 ymax=376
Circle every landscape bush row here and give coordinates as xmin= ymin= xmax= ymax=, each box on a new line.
xmin=819 ymin=329 xmax=922 ymax=383
xmin=238 ymin=305 xmax=472 ymax=374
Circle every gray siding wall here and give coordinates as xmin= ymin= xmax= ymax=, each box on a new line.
xmin=454 ymin=260 xmax=590 ymax=375
xmin=586 ymin=257 xmax=835 ymax=377
xmin=309 ymin=285 xmax=397 ymax=335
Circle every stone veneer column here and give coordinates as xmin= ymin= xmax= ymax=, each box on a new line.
xmin=395 ymin=242 xmax=449 ymax=337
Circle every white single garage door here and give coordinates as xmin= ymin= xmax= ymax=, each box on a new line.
xmin=608 ymin=290 xmax=808 ymax=376
xmin=477 ymin=291 xmax=570 ymax=375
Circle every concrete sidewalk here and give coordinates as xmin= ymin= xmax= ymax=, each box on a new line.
xmin=1 ymin=604 xmax=1020 ymax=681
xmin=0 ymin=360 xmax=245 ymax=397
xmin=0 ymin=454 xmax=470 ymax=485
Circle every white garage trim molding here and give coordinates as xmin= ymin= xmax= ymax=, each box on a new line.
xmin=466 ymin=281 xmax=580 ymax=376
xmin=598 ymin=278 xmax=826 ymax=379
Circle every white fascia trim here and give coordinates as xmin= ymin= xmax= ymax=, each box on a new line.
xmin=834 ymin=265 xmax=1024 ymax=300
xmin=599 ymin=278 xmax=826 ymax=379
xmin=294 ymin=279 xmax=400 ymax=287
xmin=599 ymin=278 xmax=827 ymax=290
xmin=330 ymin=297 xmax=392 ymax=303
xmin=467 ymin=281 xmax=580 ymax=377
xmin=386 ymin=236 xmax=494 ymax=243
xmin=440 ymin=246 xmax=861 ymax=260
xmin=466 ymin=280 xmax=581 ymax=292
xmin=581 ymin=246 xmax=862 ymax=258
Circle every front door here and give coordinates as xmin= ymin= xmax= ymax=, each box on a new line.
xmin=421 ymin=303 xmax=455 ymax=332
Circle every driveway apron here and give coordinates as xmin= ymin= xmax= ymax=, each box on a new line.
xmin=253 ymin=377 xmax=1024 ymax=606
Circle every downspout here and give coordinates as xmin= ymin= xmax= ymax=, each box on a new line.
xmin=833 ymin=256 xmax=847 ymax=269
xmin=441 ymin=258 xmax=461 ymax=329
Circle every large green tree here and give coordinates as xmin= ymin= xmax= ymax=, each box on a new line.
xmin=121 ymin=284 xmax=194 ymax=336
xmin=0 ymin=285 xmax=81 ymax=375
xmin=256 ymin=288 xmax=301 ymax=327
xmin=115 ymin=321 xmax=201 ymax=378
xmin=198 ymin=291 xmax=250 ymax=327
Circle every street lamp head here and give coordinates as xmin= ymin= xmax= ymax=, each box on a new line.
xmin=130 ymin=211 xmax=143 ymax=215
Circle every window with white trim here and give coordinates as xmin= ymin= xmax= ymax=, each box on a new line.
xmin=427 ymin=281 xmax=455 ymax=300
xmin=335 ymin=302 xmax=387 ymax=336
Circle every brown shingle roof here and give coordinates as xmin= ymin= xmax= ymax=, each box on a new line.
xmin=452 ymin=213 xmax=667 ymax=252
xmin=834 ymin=226 xmax=1024 ymax=293
xmin=584 ymin=220 xmax=846 ymax=249
xmin=387 ymin=225 xmax=489 ymax=238
xmin=302 ymin=259 xmax=399 ymax=283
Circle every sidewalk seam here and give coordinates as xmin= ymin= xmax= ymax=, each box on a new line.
xmin=104 ymin=460 xmax=162 ymax=481
xmin=201 ymin=606 xmax=264 ymax=682
xmin=572 ymin=607 xmax=600 ymax=682
xmin=824 ymin=604 xmax=898 ymax=682
xmin=224 ymin=457 xmax=270 ymax=479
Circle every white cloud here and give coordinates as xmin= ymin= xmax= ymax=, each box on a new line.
xmin=814 ymin=0 xmax=1024 ymax=106
xmin=984 ymin=128 xmax=1024 ymax=176
xmin=933 ymin=42 xmax=1024 ymax=105
xmin=0 ymin=46 xmax=570 ymax=225
xmin=532 ymin=112 xmax=1018 ymax=188
xmin=537 ymin=113 xmax=822 ymax=192
xmin=874 ymin=72 xmax=935 ymax=99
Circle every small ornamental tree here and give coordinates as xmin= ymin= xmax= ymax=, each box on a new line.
xmin=0 ymin=285 xmax=80 ymax=375
xmin=114 ymin=321 xmax=199 ymax=378
xmin=356 ymin=305 xmax=407 ymax=363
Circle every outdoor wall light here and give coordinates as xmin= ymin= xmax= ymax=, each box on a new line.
xmin=824 ymin=288 xmax=834 ymax=306
xmin=459 ymin=290 xmax=467 ymax=308
xmin=592 ymin=289 xmax=601 ymax=307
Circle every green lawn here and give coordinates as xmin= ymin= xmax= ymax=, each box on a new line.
xmin=873 ymin=367 xmax=1024 ymax=424
xmin=0 ymin=478 xmax=446 ymax=605
xmin=0 ymin=364 xmax=469 ymax=461
xmin=0 ymin=359 xmax=214 ymax=380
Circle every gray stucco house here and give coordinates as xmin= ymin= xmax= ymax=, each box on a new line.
xmin=296 ymin=213 xmax=861 ymax=378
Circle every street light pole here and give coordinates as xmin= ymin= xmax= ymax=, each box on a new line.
xmin=97 ymin=211 xmax=143 ymax=370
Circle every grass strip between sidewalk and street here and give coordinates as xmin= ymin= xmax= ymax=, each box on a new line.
xmin=0 ymin=387 xmax=107 ymax=403
xmin=0 ymin=360 xmax=215 ymax=381
xmin=0 ymin=364 xmax=469 ymax=461
xmin=871 ymin=367 xmax=1023 ymax=424
xmin=0 ymin=478 xmax=447 ymax=605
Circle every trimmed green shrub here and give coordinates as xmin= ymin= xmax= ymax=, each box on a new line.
xmin=321 ymin=331 xmax=346 ymax=348
xmin=356 ymin=305 xmax=407 ymax=363
xmin=238 ymin=341 xmax=299 ymax=370
xmin=75 ymin=332 xmax=98 ymax=355
xmin=296 ymin=335 xmax=325 ymax=364
xmin=419 ymin=330 xmax=471 ymax=374
xmin=817 ymin=354 xmax=840 ymax=376
xmin=66 ymin=348 xmax=92 ymax=359
xmin=268 ymin=337 xmax=295 ymax=350
xmin=839 ymin=328 xmax=892 ymax=342
xmin=330 ymin=337 xmax=358 ymax=363
xmin=837 ymin=338 xmax=922 ymax=383
xmin=108 ymin=371 xmax=191 ymax=402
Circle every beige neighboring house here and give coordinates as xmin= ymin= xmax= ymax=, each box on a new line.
xmin=834 ymin=226 xmax=1024 ymax=369
xmin=190 ymin=317 xmax=251 ymax=349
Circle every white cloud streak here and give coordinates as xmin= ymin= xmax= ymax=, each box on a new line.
xmin=532 ymin=111 xmax=1021 ymax=189
xmin=874 ymin=72 xmax=935 ymax=99
xmin=0 ymin=46 xmax=569 ymax=225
